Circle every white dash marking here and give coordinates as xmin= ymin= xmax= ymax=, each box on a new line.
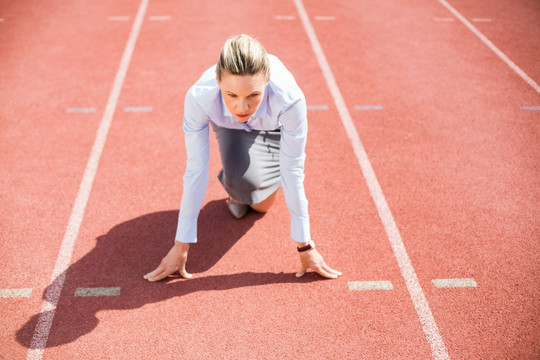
xmin=471 ymin=18 xmax=492 ymax=23
xmin=307 ymin=104 xmax=328 ymax=110
xmin=348 ymin=281 xmax=393 ymax=291
xmin=294 ymin=0 xmax=449 ymax=358
xmin=26 ymin=1 xmax=149 ymax=359
xmin=149 ymin=15 xmax=171 ymax=21
xmin=74 ymin=287 xmax=121 ymax=297
xmin=438 ymin=0 xmax=540 ymax=93
xmin=521 ymin=105 xmax=540 ymax=110
xmin=432 ymin=278 xmax=477 ymax=288
xmin=67 ymin=107 xmax=96 ymax=113
xmin=274 ymin=15 xmax=295 ymax=20
xmin=355 ymin=105 xmax=383 ymax=111
xmin=433 ymin=17 xmax=454 ymax=22
xmin=314 ymin=16 xmax=335 ymax=21
xmin=0 ymin=288 xmax=33 ymax=298
xmin=123 ymin=106 xmax=153 ymax=112
xmin=108 ymin=16 xmax=130 ymax=21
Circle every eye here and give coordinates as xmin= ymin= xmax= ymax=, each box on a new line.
xmin=250 ymin=93 xmax=260 ymax=98
xmin=227 ymin=93 xmax=237 ymax=98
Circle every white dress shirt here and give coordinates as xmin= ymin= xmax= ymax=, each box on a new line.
xmin=175 ymin=55 xmax=310 ymax=244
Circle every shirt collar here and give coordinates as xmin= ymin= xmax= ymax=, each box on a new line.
xmin=252 ymin=88 xmax=268 ymax=119
xmin=221 ymin=95 xmax=233 ymax=117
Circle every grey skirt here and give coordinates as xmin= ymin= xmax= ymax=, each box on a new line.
xmin=211 ymin=122 xmax=281 ymax=205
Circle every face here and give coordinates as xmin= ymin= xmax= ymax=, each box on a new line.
xmin=218 ymin=71 xmax=268 ymax=123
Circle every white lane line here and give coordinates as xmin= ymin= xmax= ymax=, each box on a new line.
xmin=123 ymin=106 xmax=153 ymax=112
xmin=521 ymin=105 xmax=540 ymax=110
xmin=307 ymin=104 xmax=328 ymax=110
xmin=149 ymin=15 xmax=171 ymax=21
xmin=432 ymin=278 xmax=477 ymax=288
xmin=274 ymin=15 xmax=295 ymax=20
xmin=348 ymin=281 xmax=393 ymax=291
xmin=293 ymin=0 xmax=450 ymax=358
xmin=74 ymin=287 xmax=121 ymax=297
xmin=26 ymin=1 xmax=149 ymax=359
xmin=66 ymin=107 xmax=96 ymax=113
xmin=108 ymin=16 xmax=130 ymax=21
xmin=438 ymin=0 xmax=540 ymax=93
xmin=0 ymin=288 xmax=33 ymax=298
xmin=471 ymin=18 xmax=492 ymax=23
xmin=314 ymin=16 xmax=335 ymax=21
xmin=433 ymin=17 xmax=454 ymax=22
xmin=355 ymin=105 xmax=384 ymax=111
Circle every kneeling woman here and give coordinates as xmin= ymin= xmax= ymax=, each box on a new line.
xmin=145 ymin=34 xmax=341 ymax=281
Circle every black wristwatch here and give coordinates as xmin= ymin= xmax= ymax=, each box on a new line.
xmin=297 ymin=240 xmax=315 ymax=252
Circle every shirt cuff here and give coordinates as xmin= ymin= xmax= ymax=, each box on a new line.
xmin=291 ymin=217 xmax=311 ymax=243
xmin=175 ymin=217 xmax=198 ymax=243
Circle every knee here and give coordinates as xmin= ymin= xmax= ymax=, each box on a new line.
xmin=250 ymin=190 xmax=278 ymax=213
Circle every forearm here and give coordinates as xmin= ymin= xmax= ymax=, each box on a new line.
xmin=175 ymin=120 xmax=210 ymax=243
xmin=280 ymin=156 xmax=311 ymax=243
xmin=174 ymin=241 xmax=190 ymax=252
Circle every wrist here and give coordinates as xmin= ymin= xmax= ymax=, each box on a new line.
xmin=297 ymin=240 xmax=315 ymax=252
xmin=174 ymin=242 xmax=190 ymax=251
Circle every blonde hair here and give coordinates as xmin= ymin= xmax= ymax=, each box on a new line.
xmin=216 ymin=34 xmax=270 ymax=81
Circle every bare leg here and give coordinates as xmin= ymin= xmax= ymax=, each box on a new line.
xmin=250 ymin=190 xmax=278 ymax=213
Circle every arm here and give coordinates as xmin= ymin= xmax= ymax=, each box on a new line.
xmin=279 ymin=98 xmax=341 ymax=279
xmin=279 ymin=98 xmax=310 ymax=243
xmin=175 ymin=98 xmax=210 ymax=244
xmin=144 ymin=92 xmax=210 ymax=281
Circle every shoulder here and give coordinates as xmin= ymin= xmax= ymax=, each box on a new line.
xmin=185 ymin=65 xmax=221 ymax=106
xmin=268 ymin=55 xmax=290 ymax=77
xmin=267 ymin=54 xmax=305 ymax=108
xmin=182 ymin=65 xmax=221 ymax=127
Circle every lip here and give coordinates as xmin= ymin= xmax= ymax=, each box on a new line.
xmin=235 ymin=114 xmax=250 ymax=119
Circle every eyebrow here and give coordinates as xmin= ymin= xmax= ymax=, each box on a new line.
xmin=224 ymin=90 xmax=261 ymax=96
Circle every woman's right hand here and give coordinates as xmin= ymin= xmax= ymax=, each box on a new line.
xmin=144 ymin=242 xmax=192 ymax=281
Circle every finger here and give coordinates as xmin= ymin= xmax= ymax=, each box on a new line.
xmin=313 ymin=265 xmax=338 ymax=279
xmin=144 ymin=266 xmax=164 ymax=280
xmin=147 ymin=264 xmax=178 ymax=282
xmin=147 ymin=269 xmax=173 ymax=282
xmin=143 ymin=272 xmax=157 ymax=280
xmin=179 ymin=267 xmax=193 ymax=279
xmin=295 ymin=265 xmax=308 ymax=278
xmin=322 ymin=262 xmax=342 ymax=277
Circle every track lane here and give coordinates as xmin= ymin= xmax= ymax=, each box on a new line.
xmin=304 ymin=0 xmax=539 ymax=358
xmin=1 ymin=1 xmax=139 ymax=358
xmin=23 ymin=0 xmax=436 ymax=359
xmin=444 ymin=0 xmax=540 ymax=84
xmin=5 ymin=0 xmax=538 ymax=358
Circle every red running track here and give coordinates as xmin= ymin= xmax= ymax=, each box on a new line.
xmin=1 ymin=0 xmax=539 ymax=359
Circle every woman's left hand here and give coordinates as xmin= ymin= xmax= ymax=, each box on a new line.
xmin=296 ymin=248 xmax=342 ymax=279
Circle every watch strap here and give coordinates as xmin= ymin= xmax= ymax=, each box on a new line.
xmin=297 ymin=240 xmax=315 ymax=252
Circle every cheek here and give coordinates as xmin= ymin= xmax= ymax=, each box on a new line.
xmin=250 ymin=97 xmax=262 ymax=109
xmin=224 ymin=98 xmax=236 ymax=111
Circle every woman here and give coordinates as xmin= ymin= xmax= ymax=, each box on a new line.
xmin=144 ymin=34 xmax=341 ymax=281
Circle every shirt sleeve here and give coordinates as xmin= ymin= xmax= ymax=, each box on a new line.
xmin=279 ymin=96 xmax=311 ymax=243
xmin=174 ymin=92 xmax=210 ymax=243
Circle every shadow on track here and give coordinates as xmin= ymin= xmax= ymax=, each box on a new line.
xmin=16 ymin=199 xmax=320 ymax=348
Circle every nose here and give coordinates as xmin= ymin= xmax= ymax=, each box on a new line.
xmin=238 ymin=99 xmax=249 ymax=113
